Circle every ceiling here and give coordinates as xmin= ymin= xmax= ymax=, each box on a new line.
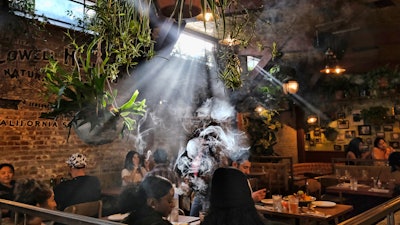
xmin=184 ymin=0 xmax=400 ymax=90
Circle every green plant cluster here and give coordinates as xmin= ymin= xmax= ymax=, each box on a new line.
xmin=40 ymin=0 xmax=153 ymax=141
xmin=247 ymin=108 xmax=282 ymax=156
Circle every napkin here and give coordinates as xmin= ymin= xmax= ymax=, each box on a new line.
xmin=368 ymin=188 xmax=389 ymax=193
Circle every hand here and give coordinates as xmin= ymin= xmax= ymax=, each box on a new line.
xmin=252 ymin=188 xmax=267 ymax=202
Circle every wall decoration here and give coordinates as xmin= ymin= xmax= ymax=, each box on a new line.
xmin=391 ymin=133 xmax=400 ymax=140
xmin=358 ymin=125 xmax=371 ymax=135
xmin=345 ymin=130 xmax=356 ymax=139
xmin=383 ymin=125 xmax=393 ymax=131
xmin=376 ymin=132 xmax=385 ymax=138
xmin=353 ymin=112 xmax=362 ymax=122
xmin=315 ymin=138 xmax=321 ymax=143
xmin=338 ymin=120 xmax=349 ymax=129
xmin=314 ymin=129 xmax=321 ymax=137
xmin=337 ymin=112 xmax=345 ymax=119
xmin=334 ymin=145 xmax=342 ymax=151
xmin=309 ymin=140 xmax=315 ymax=146
xmin=389 ymin=141 xmax=400 ymax=149
xmin=394 ymin=104 xmax=400 ymax=115
xmin=305 ymin=133 xmax=311 ymax=141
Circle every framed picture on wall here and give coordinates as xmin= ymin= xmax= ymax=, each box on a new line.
xmin=309 ymin=140 xmax=315 ymax=146
xmin=334 ymin=145 xmax=342 ymax=151
xmin=358 ymin=125 xmax=371 ymax=135
xmin=391 ymin=133 xmax=400 ymax=140
xmin=337 ymin=112 xmax=345 ymax=119
xmin=345 ymin=130 xmax=356 ymax=139
xmin=383 ymin=125 xmax=393 ymax=132
xmin=389 ymin=141 xmax=400 ymax=149
xmin=376 ymin=132 xmax=385 ymax=138
xmin=338 ymin=120 xmax=349 ymax=129
xmin=395 ymin=104 xmax=400 ymax=115
xmin=352 ymin=113 xmax=362 ymax=122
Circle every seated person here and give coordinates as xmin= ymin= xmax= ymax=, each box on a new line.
xmin=121 ymin=150 xmax=148 ymax=186
xmin=54 ymin=153 xmax=101 ymax=211
xmin=230 ymin=150 xmax=267 ymax=202
xmin=0 ymin=163 xmax=16 ymax=217
xmin=146 ymin=148 xmax=180 ymax=186
xmin=202 ymin=167 xmax=265 ymax=225
xmin=372 ymin=137 xmax=394 ymax=161
xmin=13 ymin=179 xmax=57 ymax=225
xmin=345 ymin=137 xmax=371 ymax=163
xmin=119 ymin=176 xmax=174 ymax=225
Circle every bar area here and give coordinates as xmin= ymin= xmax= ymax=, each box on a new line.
xmin=1 ymin=0 xmax=400 ymax=224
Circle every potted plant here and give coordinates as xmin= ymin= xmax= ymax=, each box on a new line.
xmin=40 ymin=0 xmax=152 ymax=145
xmin=361 ymin=106 xmax=390 ymax=127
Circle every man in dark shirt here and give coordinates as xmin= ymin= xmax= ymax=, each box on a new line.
xmin=54 ymin=153 xmax=101 ymax=211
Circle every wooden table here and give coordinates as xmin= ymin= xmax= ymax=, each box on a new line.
xmin=325 ymin=183 xmax=394 ymax=203
xmin=256 ymin=203 xmax=353 ymax=225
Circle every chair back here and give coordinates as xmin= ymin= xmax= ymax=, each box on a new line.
xmin=63 ymin=200 xmax=102 ymax=218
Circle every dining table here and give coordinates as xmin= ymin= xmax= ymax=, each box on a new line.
xmin=104 ymin=213 xmax=200 ymax=225
xmin=256 ymin=202 xmax=353 ymax=225
xmin=325 ymin=182 xmax=394 ymax=203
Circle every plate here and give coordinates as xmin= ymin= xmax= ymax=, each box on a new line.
xmin=261 ymin=199 xmax=273 ymax=205
xmin=107 ymin=213 xmax=129 ymax=221
xmin=313 ymin=201 xmax=336 ymax=208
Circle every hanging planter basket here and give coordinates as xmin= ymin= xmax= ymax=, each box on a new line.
xmin=71 ymin=114 xmax=124 ymax=146
xmin=155 ymin=0 xmax=201 ymax=18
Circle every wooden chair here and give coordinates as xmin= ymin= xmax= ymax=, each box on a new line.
xmin=63 ymin=200 xmax=103 ymax=218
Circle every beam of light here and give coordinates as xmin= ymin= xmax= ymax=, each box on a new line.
xmin=254 ymin=64 xmax=330 ymax=121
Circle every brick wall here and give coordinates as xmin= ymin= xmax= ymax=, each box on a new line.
xmin=0 ymin=12 xmax=134 ymax=189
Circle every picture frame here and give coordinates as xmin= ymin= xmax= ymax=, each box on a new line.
xmin=391 ymin=133 xmax=400 ymax=140
xmin=337 ymin=112 xmax=345 ymax=120
xmin=309 ymin=140 xmax=315 ymax=146
xmin=358 ymin=125 xmax=371 ymax=135
xmin=314 ymin=130 xmax=321 ymax=137
xmin=394 ymin=104 xmax=400 ymax=115
xmin=334 ymin=145 xmax=342 ymax=151
xmin=315 ymin=138 xmax=321 ymax=143
xmin=337 ymin=120 xmax=349 ymax=129
xmin=352 ymin=113 xmax=362 ymax=122
xmin=376 ymin=132 xmax=385 ymax=138
xmin=345 ymin=130 xmax=356 ymax=139
xmin=389 ymin=141 xmax=400 ymax=149
xmin=383 ymin=125 xmax=393 ymax=132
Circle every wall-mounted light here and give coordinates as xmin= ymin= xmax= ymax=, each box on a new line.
xmin=307 ymin=115 xmax=318 ymax=125
xmin=282 ymin=79 xmax=299 ymax=94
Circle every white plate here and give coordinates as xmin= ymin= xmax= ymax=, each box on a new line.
xmin=261 ymin=199 xmax=273 ymax=204
xmin=107 ymin=213 xmax=129 ymax=221
xmin=313 ymin=201 xmax=336 ymax=208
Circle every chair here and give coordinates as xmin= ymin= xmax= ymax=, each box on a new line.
xmin=63 ymin=200 xmax=103 ymax=218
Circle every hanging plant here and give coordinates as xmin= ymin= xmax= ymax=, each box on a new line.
xmin=217 ymin=46 xmax=243 ymax=89
xmin=40 ymin=0 xmax=153 ymax=144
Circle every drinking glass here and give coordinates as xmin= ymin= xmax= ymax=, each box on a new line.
xmin=272 ymin=195 xmax=283 ymax=212
xmin=288 ymin=197 xmax=299 ymax=214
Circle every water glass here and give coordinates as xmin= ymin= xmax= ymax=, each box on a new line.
xmin=272 ymin=195 xmax=283 ymax=212
xmin=350 ymin=177 xmax=358 ymax=190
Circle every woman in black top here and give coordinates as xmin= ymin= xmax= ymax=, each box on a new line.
xmin=120 ymin=176 xmax=174 ymax=225
xmin=0 ymin=163 xmax=16 ymax=217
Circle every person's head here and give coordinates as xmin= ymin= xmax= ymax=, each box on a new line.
xmin=66 ymin=153 xmax=87 ymax=177
xmin=203 ymin=167 xmax=264 ymax=225
xmin=230 ymin=150 xmax=251 ymax=175
xmin=14 ymin=179 xmax=57 ymax=224
xmin=346 ymin=137 xmax=363 ymax=154
xmin=153 ymin=148 xmax=169 ymax=164
xmin=119 ymin=175 xmax=174 ymax=217
xmin=389 ymin=152 xmax=400 ymax=172
xmin=374 ymin=137 xmax=387 ymax=149
xmin=0 ymin=163 xmax=14 ymax=186
xmin=124 ymin=150 xmax=142 ymax=170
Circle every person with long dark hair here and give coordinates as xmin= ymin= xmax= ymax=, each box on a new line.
xmin=345 ymin=137 xmax=371 ymax=161
xmin=122 ymin=150 xmax=148 ymax=186
xmin=202 ymin=167 xmax=265 ymax=225
xmin=119 ymin=176 xmax=174 ymax=225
